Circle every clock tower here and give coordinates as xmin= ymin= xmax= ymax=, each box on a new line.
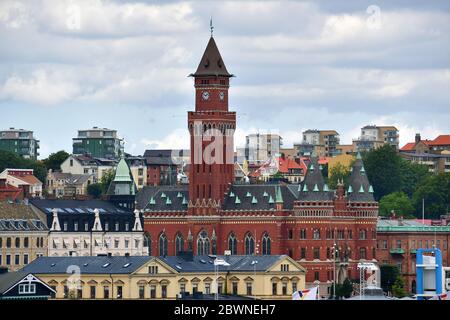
xmin=187 ymin=35 xmax=236 ymax=212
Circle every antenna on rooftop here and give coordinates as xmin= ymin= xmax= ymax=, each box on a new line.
xmin=210 ymin=16 xmax=214 ymax=37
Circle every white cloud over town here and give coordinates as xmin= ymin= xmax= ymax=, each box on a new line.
xmin=0 ymin=0 xmax=449 ymax=157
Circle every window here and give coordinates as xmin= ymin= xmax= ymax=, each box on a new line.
xmin=246 ymin=282 xmax=253 ymax=295
xmin=64 ymin=286 xmax=69 ymax=298
xmin=300 ymin=248 xmax=306 ymax=259
xmin=218 ymin=283 xmax=223 ymax=294
xmin=139 ymin=285 xmax=145 ymax=299
xmin=105 ymin=222 xmax=109 ymax=231
xmin=197 ymin=230 xmax=210 ymax=255
xmin=205 ymin=283 xmax=211 ymax=294
xmin=313 ymin=247 xmax=320 ymax=260
xmin=159 ymin=233 xmax=168 ymax=256
xmin=24 ymin=237 xmax=29 ymax=248
xmin=300 ymin=229 xmax=306 ymax=239
xmin=15 ymin=254 xmax=20 ymax=265
xmin=272 ymin=283 xmax=277 ymax=295
xmin=282 ymin=282 xmax=288 ymax=295
xmin=15 ymin=237 xmax=20 ymax=248
xmin=383 ymin=240 xmax=388 ymax=249
xmin=150 ymin=285 xmax=156 ymax=298
xmin=90 ymin=286 xmax=96 ymax=299
xmin=117 ymin=286 xmax=123 ymax=299
xmin=6 ymin=254 xmax=11 ymax=265
xmin=115 ymin=222 xmax=119 ymax=231
xmin=292 ymin=282 xmax=298 ymax=293
xmin=281 ymin=264 xmax=289 ymax=272
xmin=23 ymin=254 xmax=29 ymax=265
xmin=77 ymin=288 xmax=82 ymax=299
xmin=114 ymin=239 xmax=119 ymax=249
xmin=74 ymin=222 xmax=78 ymax=231
xmin=161 ymin=285 xmax=167 ymax=298
xmin=359 ymin=229 xmax=367 ymax=240
xmin=149 ymin=266 xmax=159 ymax=274
xmin=396 ymin=240 xmax=402 ymax=249
xmin=85 ymin=222 xmax=89 ymax=231
xmin=314 ymin=271 xmax=320 ymax=281
xmin=125 ymin=239 xmax=129 ymax=248
xmin=175 ymin=233 xmax=184 ymax=254
xmin=103 ymin=286 xmax=110 ymax=299
xmin=19 ymin=283 xmax=36 ymax=294
xmin=0 ymin=254 xmax=2 ymax=265
xmin=313 ymin=229 xmax=320 ymax=240
xmin=125 ymin=223 xmax=129 ymax=231
xmin=179 ymin=283 xmax=186 ymax=293
xmin=228 ymin=233 xmax=237 ymax=255
xmin=262 ymin=233 xmax=271 ymax=255
xmin=359 ymin=247 xmax=367 ymax=260
xmin=232 ymin=282 xmax=238 ymax=295
xmin=245 ymin=233 xmax=255 ymax=255
xmin=348 ymin=230 xmax=353 ymax=239
xmin=288 ymin=229 xmax=293 ymax=239
xmin=63 ymin=222 xmax=68 ymax=231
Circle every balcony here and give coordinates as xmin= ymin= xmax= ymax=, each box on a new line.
xmin=390 ymin=248 xmax=405 ymax=255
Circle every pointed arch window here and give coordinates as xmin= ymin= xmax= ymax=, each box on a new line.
xmin=262 ymin=233 xmax=271 ymax=255
xmin=228 ymin=233 xmax=237 ymax=255
xmin=197 ymin=230 xmax=210 ymax=255
xmin=245 ymin=233 xmax=255 ymax=255
xmin=175 ymin=233 xmax=184 ymax=255
xmin=159 ymin=233 xmax=168 ymax=256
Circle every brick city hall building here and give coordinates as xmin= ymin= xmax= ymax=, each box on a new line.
xmin=136 ymin=34 xmax=379 ymax=293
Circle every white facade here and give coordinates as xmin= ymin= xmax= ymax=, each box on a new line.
xmin=302 ymin=131 xmax=320 ymax=145
xmin=48 ymin=209 xmax=149 ymax=257
xmin=60 ymin=155 xmax=115 ymax=183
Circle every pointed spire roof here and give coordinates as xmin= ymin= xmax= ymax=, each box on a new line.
xmin=275 ymin=186 xmax=283 ymax=203
xmin=191 ymin=37 xmax=232 ymax=77
xmin=347 ymin=154 xmax=375 ymax=202
xmin=113 ymin=157 xmax=132 ymax=182
xmin=298 ymin=157 xmax=332 ymax=201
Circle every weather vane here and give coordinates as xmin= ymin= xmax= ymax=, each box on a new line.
xmin=210 ymin=16 xmax=214 ymax=37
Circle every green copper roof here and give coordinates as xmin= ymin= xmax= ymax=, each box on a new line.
xmin=268 ymin=195 xmax=274 ymax=204
xmin=348 ymin=185 xmax=353 ymax=193
xmin=177 ymin=192 xmax=182 ymax=198
xmin=369 ymin=185 xmax=374 ymax=193
xmin=182 ymin=197 xmax=188 ymax=205
xmin=251 ymin=196 xmax=258 ymax=204
xmin=235 ymin=196 xmax=241 ymax=204
xmin=166 ymin=197 xmax=172 ymax=205
xmin=263 ymin=191 xmax=268 ymax=197
xmin=229 ymin=191 xmax=235 ymax=197
xmin=246 ymin=191 xmax=252 ymax=197
xmin=360 ymin=166 xmax=366 ymax=174
xmin=113 ymin=158 xmax=132 ymax=182
xmin=309 ymin=164 xmax=314 ymax=171
xmin=161 ymin=192 xmax=166 ymax=198
xmin=323 ymin=184 xmax=329 ymax=192
xmin=303 ymin=184 xmax=308 ymax=192
xmin=356 ymin=152 xmax=362 ymax=160
xmin=275 ymin=186 xmax=283 ymax=203
xmin=297 ymin=184 xmax=302 ymax=192
xmin=149 ymin=197 xmax=155 ymax=205
xmin=359 ymin=185 xmax=365 ymax=193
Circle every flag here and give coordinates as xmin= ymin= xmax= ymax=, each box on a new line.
xmin=292 ymin=286 xmax=319 ymax=300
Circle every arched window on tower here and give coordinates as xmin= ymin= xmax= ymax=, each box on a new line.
xmin=175 ymin=233 xmax=184 ymax=255
xmin=245 ymin=233 xmax=255 ymax=255
xmin=262 ymin=233 xmax=271 ymax=255
xmin=197 ymin=230 xmax=210 ymax=255
xmin=228 ymin=233 xmax=237 ymax=255
xmin=159 ymin=233 xmax=168 ymax=257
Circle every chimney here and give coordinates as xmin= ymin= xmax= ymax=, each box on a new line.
xmin=398 ymin=215 xmax=404 ymax=226
xmin=415 ymin=133 xmax=421 ymax=143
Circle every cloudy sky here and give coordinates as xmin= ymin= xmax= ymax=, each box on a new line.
xmin=1 ymin=0 xmax=449 ymax=158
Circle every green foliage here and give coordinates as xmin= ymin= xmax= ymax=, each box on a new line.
xmin=399 ymin=160 xmax=431 ymax=198
xmin=392 ymin=274 xmax=407 ymax=298
xmin=42 ymin=150 xmax=69 ymax=171
xmin=380 ymin=265 xmax=399 ymax=293
xmin=100 ymin=169 xmax=115 ymax=194
xmin=321 ymin=163 xmax=328 ymax=180
xmin=329 ymin=278 xmax=354 ymax=299
xmin=412 ymin=173 xmax=450 ymax=219
xmin=0 ymin=150 xmax=47 ymax=184
xmin=328 ymin=162 xmax=351 ymax=189
xmin=362 ymin=145 xmax=402 ymax=200
xmin=87 ymin=183 xmax=102 ymax=199
xmin=379 ymin=192 xmax=415 ymax=217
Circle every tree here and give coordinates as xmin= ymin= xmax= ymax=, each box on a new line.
xmin=340 ymin=278 xmax=354 ymax=298
xmin=392 ymin=274 xmax=407 ymax=298
xmin=380 ymin=265 xmax=399 ymax=294
xmin=0 ymin=150 xmax=47 ymax=184
xmin=362 ymin=145 xmax=402 ymax=200
xmin=100 ymin=169 xmax=115 ymax=194
xmin=412 ymin=173 xmax=450 ymax=219
xmin=328 ymin=162 xmax=351 ymax=189
xmin=379 ymin=192 xmax=415 ymax=217
xmin=42 ymin=150 xmax=69 ymax=171
xmin=87 ymin=183 xmax=102 ymax=199
xmin=399 ymin=160 xmax=431 ymax=198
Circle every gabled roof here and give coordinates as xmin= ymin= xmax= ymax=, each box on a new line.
xmin=0 ymin=272 xmax=56 ymax=295
xmin=12 ymin=174 xmax=42 ymax=186
xmin=191 ymin=37 xmax=232 ymax=77
xmin=400 ymin=142 xmax=416 ymax=151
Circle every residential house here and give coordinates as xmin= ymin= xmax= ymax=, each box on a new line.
xmin=60 ymin=154 xmax=116 ymax=183
xmin=144 ymin=150 xmax=179 ymax=186
xmin=0 ymin=201 xmax=48 ymax=272
xmin=352 ymin=125 xmax=399 ymax=152
xmin=0 ymin=169 xmax=42 ymax=198
xmin=0 ymin=271 xmax=55 ymax=300
xmin=294 ymin=130 xmax=340 ymax=157
xmin=46 ymin=170 xmax=94 ymax=198
xmin=0 ymin=128 xmax=39 ymax=160
xmin=72 ymin=127 xmax=123 ymax=160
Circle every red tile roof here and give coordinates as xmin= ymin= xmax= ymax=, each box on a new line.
xmin=400 ymin=142 xmax=416 ymax=151
xmin=429 ymin=134 xmax=450 ymax=146
xmin=278 ymin=157 xmax=307 ymax=173
xmin=15 ymin=174 xmax=42 ymax=185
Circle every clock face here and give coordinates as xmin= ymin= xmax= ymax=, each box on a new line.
xmin=219 ymin=91 xmax=225 ymax=101
xmin=202 ymin=91 xmax=210 ymax=101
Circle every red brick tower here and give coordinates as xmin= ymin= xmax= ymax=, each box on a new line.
xmin=187 ymin=35 xmax=236 ymax=212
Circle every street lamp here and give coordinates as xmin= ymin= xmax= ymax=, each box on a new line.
xmin=214 ymin=258 xmax=230 ymax=300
